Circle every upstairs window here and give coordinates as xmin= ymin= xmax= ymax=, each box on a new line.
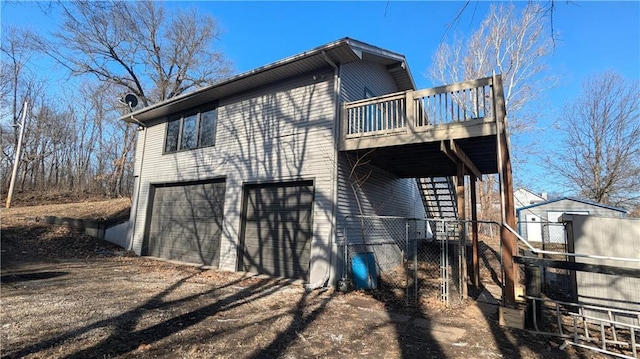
xmin=164 ymin=106 xmax=218 ymax=153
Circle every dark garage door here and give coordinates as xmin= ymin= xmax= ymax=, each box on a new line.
xmin=144 ymin=180 xmax=226 ymax=266
xmin=239 ymin=181 xmax=313 ymax=280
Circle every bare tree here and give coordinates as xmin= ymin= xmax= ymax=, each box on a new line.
xmin=43 ymin=0 xmax=232 ymax=107
xmin=429 ymin=3 xmax=555 ymax=221
xmin=1 ymin=21 xmax=141 ymax=198
xmin=1 ymin=1 xmax=233 ymax=201
xmin=431 ymin=3 xmax=554 ymax=135
xmin=444 ymin=1 xmax=563 ymax=46
xmin=550 ymin=72 xmax=640 ymax=209
xmin=0 ymin=26 xmax=45 ymax=191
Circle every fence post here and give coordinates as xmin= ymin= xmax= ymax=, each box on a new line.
xmin=524 ymin=250 xmax=542 ymax=329
xmin=442 ymin=218 xmax=448 ymax=304
xmin=414 ymin=221 xmax=418 ymax=301
xmin=470 ymin=176 xmax=480 ymax=287
xmin=405 ymin=220 xmax=409 ymax=303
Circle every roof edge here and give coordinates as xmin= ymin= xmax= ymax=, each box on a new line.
xmin=516 ymin=196 xmax=628 ymax=213
xmin=120 ymin=37 xmax=414 ymax=122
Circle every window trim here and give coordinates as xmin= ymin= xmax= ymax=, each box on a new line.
xmin=164 ymin=116 xmax=182 ymax=153
xmin=163 ymin=103 xmax=218 ymax=154
xmin=179 ymin=111 xmax=199 ymax=151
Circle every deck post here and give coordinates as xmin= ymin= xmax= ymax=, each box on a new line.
xmin=340 ymin=103 xmax=347 ymax=149
xmin=493 ymin=74 xmax=518 ymax=305
xmin=405 ymin=91 xmax=415 ymax=131
xmin=470 ymin=175 xmax=480 ymax=287
xmin=457 ymin=162 xmax=468 ymax=298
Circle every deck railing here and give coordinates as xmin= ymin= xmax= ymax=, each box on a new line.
xmin=343 ymin=75 xmax=499 ymax=138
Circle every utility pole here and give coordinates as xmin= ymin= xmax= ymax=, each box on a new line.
xmin=5 ymin=101 xmax=28 ymax=208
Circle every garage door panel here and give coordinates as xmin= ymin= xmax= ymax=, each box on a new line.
xmin=154 ymin=201 xmax=223 ymax=216
xmin=245 ymin=209 xmax=312 ymax=223
xmin=242 ymin=261 xmax=311 ymax=279
xmin=153 ymin=246 xmax=218 ymax=266
xmin=240 ymin=242 xmax=310 ymax=257
xmin=145 ymin=180 xmax=225 ymax=267
xmin=243 ymin=222 xmax=311 ymax=239
xmin=242 ymin=243 xmax=310 ymax=260
xmin=156 ymin=225 xmax=221 ymax=248
xmin=239 ymin=181 xmax=313 ymax=280
xmin=246 ymin=197 xmax=313 ymax=212
xmin=151 ymin=212 xmax=223 ymax=224
xmin=147 ymin=229 xmax=222 ymax=263
xmin=246 ymin=187 xmax=312 ymax=210
xmin=241 ymin=250 xmax=310 ymax=276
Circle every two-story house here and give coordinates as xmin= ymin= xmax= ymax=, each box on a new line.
xmin=120 ymin=38 xmax=513 ymax=292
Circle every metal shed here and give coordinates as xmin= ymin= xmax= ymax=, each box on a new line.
xmin=516 ymin=197 xmax=627 ymax=244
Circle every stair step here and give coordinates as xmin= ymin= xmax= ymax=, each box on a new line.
xmin=418 ymin=176 xmax=459 ymax=222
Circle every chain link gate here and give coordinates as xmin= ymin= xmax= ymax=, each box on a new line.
xmin=338 ymin=216 xmax=466 ymax=306
xmin=417 ymin=219 xmax=465 ymax=305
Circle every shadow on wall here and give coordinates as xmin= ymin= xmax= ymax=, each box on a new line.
xmin=134 ymin=70 xmax=337 ymax=281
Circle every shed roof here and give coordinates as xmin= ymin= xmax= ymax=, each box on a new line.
xmin=516 ymin=197 xmax=627 ymax=214
xmin=120 ymin=37 xmax=415 ymax=123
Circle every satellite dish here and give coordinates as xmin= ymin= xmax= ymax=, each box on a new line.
xmin=124 ymin=94 xmax=138 ymax=109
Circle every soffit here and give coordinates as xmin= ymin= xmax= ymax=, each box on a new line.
xmin=121 ymin=38 xmax=414 ymax=123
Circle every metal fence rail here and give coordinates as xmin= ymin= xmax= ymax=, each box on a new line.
xmin=518 ymin=220 xmax=572 ymax=300
xmin=523 ymin=296 xmax=640 ymax=359
xmin=506 ymin=219 xmax=640 ymax=358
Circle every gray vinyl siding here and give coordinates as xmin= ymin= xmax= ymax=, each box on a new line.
xmin=340 ymin=61 xmax=401 ymax=102
xmin=336 ymin=59 xmax=422 ymax=226
xmin=336 ymin=153 xmax=425 ymax=222
xmin=130 ymin=69 xmax=336 ymax=284
xmin=335 ymin=152 xmax=426 ymax=273
xmin=335 ymin=61 xmax=424 ymax=275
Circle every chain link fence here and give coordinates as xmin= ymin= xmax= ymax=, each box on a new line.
xmin=337 ymin=216 xmax=468 ymax=307
xmin=541 ymin=222 xmax=571 ymax=300
xmin=518 ymin=220 xmax=571 ymax=300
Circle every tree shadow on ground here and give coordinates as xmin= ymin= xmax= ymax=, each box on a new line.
xmin=6 ymin=268 xmax=333 ymax=359
xmin=363 ymin=278 xmax=448 ymax=358
xmin=0 ymin=271 xmax=67 ymax=283
xmin=472 ymin=242 xmax=574 ymax=359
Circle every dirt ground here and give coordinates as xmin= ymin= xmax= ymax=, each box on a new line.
xmin=1 ymin=200 xmax=605 ymax=358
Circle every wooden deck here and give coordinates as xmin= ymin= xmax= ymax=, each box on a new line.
xmin=339 ymin=74 xmax=519 ymax=304
xmin=339 ymin=75 xmax=503 ymax=177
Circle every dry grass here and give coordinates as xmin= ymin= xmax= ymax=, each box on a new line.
xmin=2 ymin=197 xmax=130 ymax=223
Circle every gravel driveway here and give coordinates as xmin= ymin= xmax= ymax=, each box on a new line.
xmin=0 ymin=201 xmax=591 ymax=358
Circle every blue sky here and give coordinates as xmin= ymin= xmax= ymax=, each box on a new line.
xmin=2 ymin=1 xmax=639 ymax=195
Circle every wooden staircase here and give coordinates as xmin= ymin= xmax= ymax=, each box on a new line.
xmin=341 ymin=74 xmax=516 ymax=303
xmin=417 ymin=177 xmax=458 ymax=222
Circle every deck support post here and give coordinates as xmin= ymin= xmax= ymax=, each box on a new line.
xmin=470 ymin=175 xmax=480 ymax=287
xmin=456 ymin=162 xmax=468 ymax=298
xmin=494 ymin=73 xmax=518 ymax=305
